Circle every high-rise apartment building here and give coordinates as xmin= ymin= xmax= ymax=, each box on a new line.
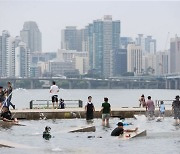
xmin=136 ymin=34 xmax=156 ymax=54
xmin=6 ymin=37 xmax=16 ymax=77
xmin=61 ymin=26 xmax=83 ymax=51
xmin=145 ymin=36 xmax=156 ymax=54
xmin=127 ymin=43 xmax=142 ymax=75
xmin=120 ymin=37 xmax=133 ymax=49
xmin=15 ymin=42 xmax=30 ymax=77
xmin=0 ymin=30 xmax=10 ymax=77
xmin=87 ymin=15 xmax=120 ymax=77
xmin=20 ymin=21 xmax=42 ymax=53
xmin=114 ymin=49 xmax=127 ymax=76
xmin=0 ymin=30 xmax=30 ymax=77
xmin=170 ymin=35 xmax=180 ymax=73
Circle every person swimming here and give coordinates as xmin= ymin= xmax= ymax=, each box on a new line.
xmin=43 ymin=126 xmax=52 ymax=140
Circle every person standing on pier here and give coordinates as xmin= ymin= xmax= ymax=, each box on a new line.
xmin=139 ymin=94 xmax=146 ymax=108
xmin=50 ymin=81 xmax=59 ymax=109
xmin=172 ymin=95 xmax=180 ymax=125
xmin=101 ymin=97 xmax=111 ymax=126
xmin=146 ymin=96 xmax=155 ymax=119
xmin=5 ymin=82 xmax=15 ymax=109
xmin=85 ymin=96 xmax=95 ymax=121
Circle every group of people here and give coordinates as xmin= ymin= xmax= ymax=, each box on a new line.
xmin=139 ymin=94 xmax=165 ymax=118
xmin=139 ymin=94 xmax=180 ymax=125
xmin=0 ymin=82 xmax=17 ymax=123
xmin=50 ymin=81 xmax=65 ymax=109
xmin=85 ymin=96 xmax=111 ymax=126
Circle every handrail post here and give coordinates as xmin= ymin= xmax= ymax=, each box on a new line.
xmin=30 ymin=100 xmax=33 ymax=109
xmin=78 ymin=100 xmax=83 ymax=108
xmin=47 ymin=100 xmax=49 ymax=109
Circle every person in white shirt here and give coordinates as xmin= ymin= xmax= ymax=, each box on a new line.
xmin=50 ymin=81 xmax=59 ymax=109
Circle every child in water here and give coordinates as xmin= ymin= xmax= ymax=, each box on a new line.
xmin=43 ymin=126 xmax=51 ymax=140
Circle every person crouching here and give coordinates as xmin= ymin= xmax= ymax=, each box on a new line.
xmin=1 ymin=106 xmax=18 ymax=122
xmin=111 ymin=122 xmax=138 ymax=136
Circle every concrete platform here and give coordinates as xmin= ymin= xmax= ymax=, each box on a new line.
xmin=10 ymin=107 xmax=173 ymax=120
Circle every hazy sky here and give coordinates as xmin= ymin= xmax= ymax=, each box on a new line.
xmin=0 ymin=0 xmax=180 ymax=52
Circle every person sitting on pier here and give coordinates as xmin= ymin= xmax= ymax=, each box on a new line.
xmin=85 ymin=96 xmax=95 ymax=121
xmin=0 ymin=106 xmax=18 ymax=123
xmin=59 ymin=98 xmax=65 ymax=109
xmin=111 ymin=122 xmax=138 ymax=136
xmin=43 ymin=126 xmax=51 ymax=140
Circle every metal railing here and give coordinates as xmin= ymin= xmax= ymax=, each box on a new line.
xmin=29 ymin=99 xmax=83 ymax=109
xmin=155 ymin=100 xmax=173 ymax=107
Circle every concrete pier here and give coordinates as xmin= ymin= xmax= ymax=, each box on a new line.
xmin=11 ymin=107 xmax=173 ymax=120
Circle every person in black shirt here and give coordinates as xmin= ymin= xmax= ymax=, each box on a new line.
xmin=1 ymin=106 xmax=18 ymax=122
xmin=43 ymin=126 xmax=52 ymax=140
xmin=85 ymin=96 xmax=95 ymax=120
xmin=111 ymin=122 xmax=138 ymax=136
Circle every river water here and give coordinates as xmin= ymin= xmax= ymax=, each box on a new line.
xmin=1 ymin=89 xmax=180 ymax=153
xmin=0 ymin=118 xmax=180 ymax=154
xmin=11 ymin=89 xmax=180 ymax=109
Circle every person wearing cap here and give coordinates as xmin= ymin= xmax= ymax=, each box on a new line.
xmin=1 ymin=106 xmax=18 ymax=122
xmin=146 ymin=96 xmax=155 ymax=118
xmin=111 ymin=122 xmax=138 ymax=136
xmin=172 ymin=95 xmax=180 ymax=125
xmin=0 ymin=86 xmax=5 ymax=109
xmin=139 ymin=94 xmax=146 ymax=108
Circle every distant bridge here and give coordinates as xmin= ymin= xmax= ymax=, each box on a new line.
xmin=1 ymin=74 xmax=180 ymax=89
xmin=0 ymin=76 xmax=167 ymax=89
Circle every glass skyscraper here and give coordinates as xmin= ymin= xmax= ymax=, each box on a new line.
xmin=87 ymin=15 xmax=120 ymax=77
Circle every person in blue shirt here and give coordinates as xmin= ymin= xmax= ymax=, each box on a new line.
xmin=159 ymin=101 xmax=165 ymax=118
xmin=119 ymin=116 xmax=133 ymax=126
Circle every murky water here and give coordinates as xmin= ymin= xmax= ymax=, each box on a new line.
xmin=0 ymin=117 xmax=180 ymax=154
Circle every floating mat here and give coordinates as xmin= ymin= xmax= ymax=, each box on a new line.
xmin=69 ymin=126 xmax=96 ymax=132
xmin=0 ymin=121 xmax=26 ymax=126
xmin=119 ymin=130 xmax=147 ymax=140
xmin=0 ymin=140 xmax=36 ymax=149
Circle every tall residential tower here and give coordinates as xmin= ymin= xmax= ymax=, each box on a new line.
xmin=87 ymin=15 xmax=120 ymax=77
xmin=20 ymin=21 xmax=42 ymax=53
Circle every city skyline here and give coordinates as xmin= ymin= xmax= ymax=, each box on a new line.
xmin=0 ymin=1 xmax=180 ymax=52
